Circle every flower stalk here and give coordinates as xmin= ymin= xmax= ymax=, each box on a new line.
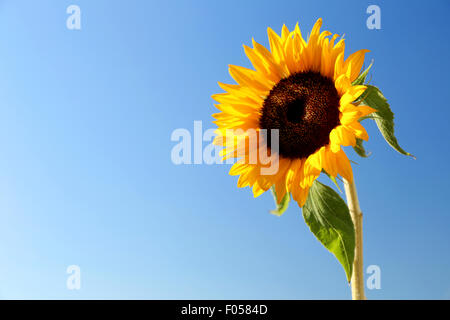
xmin=343 ymin=177 xmax=366 ymax=300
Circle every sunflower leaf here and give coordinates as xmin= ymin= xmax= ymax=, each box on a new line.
xmin=303 ymin=180 xmax=355 ymax=282
xmin=352 ymin=59 xmax=373 ymax=86
xmin=353 ymin=138 xmax=370 ymax=158
xmin=359 ymin=85 xmax=415 ymax=158
xmin=269 ymin=186 xmax=290 ymax=216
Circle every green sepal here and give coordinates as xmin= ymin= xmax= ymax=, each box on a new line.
xmin=269 ymin=186 xmax=290 ymax=216
xmin=322 ymin=170 xmax=342 ymax=193
xmin=352 ymin=59 xmax=373 ymax=86
xmin=353 ymin=138 xmax=370 ymax=158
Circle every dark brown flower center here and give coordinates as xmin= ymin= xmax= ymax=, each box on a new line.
xmin=259 ymin=71 xmax=340 ymax=159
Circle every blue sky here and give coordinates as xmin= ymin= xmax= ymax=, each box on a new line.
xmin=0 ymin=0 xmax=448 ymax=299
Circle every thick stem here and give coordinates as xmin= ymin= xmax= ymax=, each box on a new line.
xmin=343 ymin=177 xmax=366 ymax=300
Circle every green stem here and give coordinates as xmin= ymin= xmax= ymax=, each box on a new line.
xmin=343 ymin=177 xmax=366 ymax=300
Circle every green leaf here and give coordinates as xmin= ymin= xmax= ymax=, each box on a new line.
xmin=303 ymin=181 xmax=355 ymax=282
xmin=352 ymin=59 xmax=373 ymax=86
xmin=353 ymin=138 xmax=370 ymax=158
xmin=270 ymin=186 xmax=290 ymax=216
xmin=359 ymin=85 xmax=415 ymax=158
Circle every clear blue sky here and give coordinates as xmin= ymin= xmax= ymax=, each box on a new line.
xmin=0 ymin=0 xmax=448 ymax=299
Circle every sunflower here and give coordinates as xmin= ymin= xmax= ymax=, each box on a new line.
xmin=212 ymin=18 xmax=376 ymax=207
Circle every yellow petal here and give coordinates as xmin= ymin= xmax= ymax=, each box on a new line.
xmin=330 ymin=125 xmax=356 ymax=147
xmin=340 ymin=85 xmax=367 ymax=106
xmin=302 ymin=155 xmax=321 ymax=188
xmin=285 ymin=158 xmax=302 ymax=191
xmin=356 ymin=105 xmax=377 ymax=118
xmin=267 ymin=27 xmax=289 ymax=77
xmin=292 ymin=184 xmax=309 ymax=208
xmin=217 ymin=82 xmax=263 ymax=104
xmin=334 ymin=51 xmax=345 ymax=80
xmin=334 ymin=74 xmax=351 ymax=96
xmin=346 ymin=122 xmax=369 ymax=141
xmin=335 ymin=149 xmax=353 ymax=182
xmin=321 ymin=146 xmax=338 ymax=177
xmin=253 ymin=176 xmax=272 ymax=197
xmin=310 ymin=18 xmax=323 ymax=39
xmin=342 ymin=49 xmax=370 ymax=82
xmin=340 ymin=109 xmax=361 ymax=125
xmin=281 ymin=24 xmax=290 ymax=43
xmin=274 ymin=181 xmax=287 ymax=203
xmin=293 ymin=22 xmax=307 ymax=47
xmin=229 ymin=161 xmax=250 ymax=176
xmin=243 ymin=45 xmax=282 ymax=83
xmin=229 ymin=65 xmax=273 ymax=94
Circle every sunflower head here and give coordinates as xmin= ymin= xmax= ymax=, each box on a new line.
xmin=212 ymin=18 xmax=376 ymax=207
